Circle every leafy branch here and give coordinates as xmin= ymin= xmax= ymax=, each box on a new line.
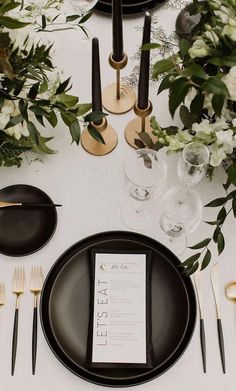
xmin=183 ymin=183 xmax=236 ymax=275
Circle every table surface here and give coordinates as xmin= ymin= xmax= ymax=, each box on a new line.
xmin=1 ymin=2 xmax=236 ymax=390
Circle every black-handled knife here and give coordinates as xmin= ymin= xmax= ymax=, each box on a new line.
xmin=211 ymin=263 xmax=226 ymax=374
xmin=194 ymin=272 xmax=207 ymax=373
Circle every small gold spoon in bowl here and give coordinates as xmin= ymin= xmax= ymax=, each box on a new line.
xmin=225 ymin=282 xmax=236 ymax=302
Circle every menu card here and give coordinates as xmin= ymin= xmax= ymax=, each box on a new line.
xmin=88 ymin=250 xmax=152 ymax=368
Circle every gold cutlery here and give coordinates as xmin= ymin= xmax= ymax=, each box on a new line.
xmin=210 ymin=263 xmax=226 ymax=373
xmin=30 ymin=266 xmax=43 ymax=375
xmin=11 ymin=267 xmax=25 ymax=376
xmin=0 ymin=282 xmax=5 ymax=307
xmin=0 ymin=201 xmax=62 ymax=208
xmin=194 ymin=271 xmax=206 ymax=373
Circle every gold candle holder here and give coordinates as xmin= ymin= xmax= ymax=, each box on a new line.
xmin=81 ymin=117 xmax=118 ymax=156
xmin=124 ymin=101 xmax=155 ymax=149
xmin=102 ymin=53 xmax=136 ymax=115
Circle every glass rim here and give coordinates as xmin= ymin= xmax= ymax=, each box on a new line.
xmin=182 ymin=142 xmax=210 ymax=168
xmin=124 ymin=149 xmax=168 ymax=188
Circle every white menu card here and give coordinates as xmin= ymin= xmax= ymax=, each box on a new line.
xmin=91 ymin=252 xmax=147 ymax=365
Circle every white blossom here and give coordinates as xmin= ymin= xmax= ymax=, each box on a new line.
xmin=188 ymin=39 xmax=211 ymax=59
xmin=223 ymin=24 xmax=236 ymax=41
xmin=222 ymin=66 xmax=236 ymax=101
xmin=209 ymin=143 xmax=227 ymax=166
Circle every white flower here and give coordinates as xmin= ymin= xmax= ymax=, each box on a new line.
xmin=204 ymin=30 xmax=219 ymax=45
xmin=192 ymin=119 xmax=214 ymax=134
xmin=209 ymin=143 xmax=227 ymax=166
xmin=0 ymin=101 xmax=15 ymax=129
xmin=232 ymin=118 xmax=236 ymax=127
xmin=222 ymin=66 xmax=236 ymax=101
xmin=188 ymin=39 xmax=211 ymax=59
xmin=216 ymin=129 xmax=236 ymax=153
xmin=223 ymin=24 xmax=236 ymax=41
xmin=214 ymin=10 xmax=229 ymax=24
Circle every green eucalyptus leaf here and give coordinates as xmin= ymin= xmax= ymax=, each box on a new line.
xmin=212 ymin=94 xmax=225 ymax=117
xmin=186 ymin=261 xmax=199 ymax=276
xmin=84 ymin=111 xmax=108 ymax=123
xmin=27 ymin=121 xmax=39 ymax=144
xmin=69 ymin=120 xmax=80 ymax=144
xmin=87 ymin=124 xmax=105 ymax=144
xmin=223 ymin=178 xmax=232 ymax=192
xmin=141 ymin=43 xmax=160 ymax=50
xmin=33 ymin=135 xmax=55 ymax=155
xmin=28 ymin=82 xmax=40 ymax=99
xmin=157 ymin=74 xmax=173 ymax=95
xmin=190 ymin=93 xmax=204 ymax=119
xmin=180 ymin=105 xmax=195 ymax=128
xmin=232 ymin=197 xmax=236 ymax=218
xmin=213 ymin=227 xmax=220 ymax=243
xmin=46 ymin=110 xmax=58 ymax=128
xmin=183 ymin=63 xmax=208 ymax=79
xmin=55 ymin=77 xmax=71 ymax=95
xmin=189 ymin=238 xmax=211 ymax=249
xmin=201 ymin=249 xmax=211 ymax=270
xmin=217 ymin=231 xmax=225 ymax=255
xmin=61 ymin=111 xmax=76 ymax=126
xmin=57 ymin=93 xmax=78 ymax=108
xmin=217 ymin=206 xmax=226 ymax=222
xmin=0 ymin=2 xmax=21 ymax=14
xmin=202 ymin=77 xmax=229 ymax=96
xmin=75 ymin=103 xmax=91 ymax=116
xmin=182 ymin=252 xmax=201 ymax=266
xmin=179 ymin=38 xmax=191 ymax=58
xmin=152 ymin=58 xmax=175 ymax=79
xmin=205 ymin=197 xmax=226 ymax=207
xmin=137 ymin=132 xmax=154 ymax=148
xmin=42 ymin=14 xmax=46 ymax=30
xmin=79 ymin=11 xmax=92 ymax=24
xmin=0 ymin=16 xmax=29 ymax=29
xmin=5 ymin=115 xmax=23 ymax=129
xmin=227 ymin=164 xmax=236 ymax=186
xmin=66 ymin=14 xmax=80 ymax=22
xmin=19 ymin=100 xmax=28 ymax=121
xmin=169 ymin=78 xmax=190 ymax=117
xmin=205 ymin=220 xmax=221 ymax=225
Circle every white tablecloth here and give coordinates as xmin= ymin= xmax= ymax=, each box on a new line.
xmin=1 ymin=2 xmax=236 ymax=390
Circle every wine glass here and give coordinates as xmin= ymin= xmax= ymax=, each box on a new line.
xmin=158 ymin=142 xmax=209 ymax=254
xmin=121 ymin=149 xmax=168 ymax=232
xmin=177 ymin=142 xmax=210 ymax=186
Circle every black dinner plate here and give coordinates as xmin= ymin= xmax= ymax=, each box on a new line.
xmin=0 ymin=184 xmax=57 ymax=257
xmin=94 ymin=0 xmax=167 ymax=15
xmin=40 ymin=231 xmax=196 ymax=387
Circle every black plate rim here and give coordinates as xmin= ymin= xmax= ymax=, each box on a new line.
xmin=94 ymin=0 xmax=167 ymax=16
xmin=40 ymin=231 xmax=196 ymax=387
xmin=0 ymin=184 xmax=58 ymax=257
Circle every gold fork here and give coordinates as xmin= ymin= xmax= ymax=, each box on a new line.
xmin=30 ymin=266 xmax=43 ymax=375
xmin=0 ymin=282 xmax=5 ymax=307
xmin=11 ymin=267 xmax=25 ymax=376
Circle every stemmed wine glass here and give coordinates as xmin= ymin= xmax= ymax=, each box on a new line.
xmin=158 ymin=142 xmax=210 ymax=254
xmin=121 ymin=149 xmax=168 ymax=232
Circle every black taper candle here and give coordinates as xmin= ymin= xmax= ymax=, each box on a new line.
xmin=92 ymin=37 xmax=103 ymax=124
xmin=112 ymin=0 xmax=124 ymax=62
xmin=137 ymin=12 xmax=151 ymax=110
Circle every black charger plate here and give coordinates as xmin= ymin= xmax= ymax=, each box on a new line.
xmin=94 ymin=0 xmax=166 ymax=15
xmin=0 ymin=184 xmax=57 ymax=257
xmin=40 ymin=231 xmax=196 ymax=387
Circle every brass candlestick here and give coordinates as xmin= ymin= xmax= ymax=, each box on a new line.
xmin=102 ymin=53 xmax=136 ymax=115
xmin=81 ymin=117 xmax=118 ymax=156
xmin=124 ymin=101 xmax=155 ymax=149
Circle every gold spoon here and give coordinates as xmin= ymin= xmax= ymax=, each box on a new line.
xmin=225 ymin=282 xmax=236 ymax=302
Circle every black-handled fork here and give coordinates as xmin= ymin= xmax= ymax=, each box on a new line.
xmin=30 ymin=266 xmax=43 ymax=375
xmin=11 ymin=267 xmax=25 ymax=376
